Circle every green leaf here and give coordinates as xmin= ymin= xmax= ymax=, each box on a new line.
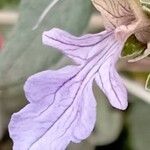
xmin=145 ymin=74 xmax=150 ymax=91
xmin=121 ymin=35 xmax=146 ymax=58
xmin=127 ymin=99 xmax=150 ymax=150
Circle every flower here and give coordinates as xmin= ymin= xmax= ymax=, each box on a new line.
xmin=9 ymin=0 xmax=150 ymax=150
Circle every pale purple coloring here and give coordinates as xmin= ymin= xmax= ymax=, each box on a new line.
xmin=8 ymin=0 xmax=139 ymax=149
xmin=8 ymin=29 xmax=128 ymax=150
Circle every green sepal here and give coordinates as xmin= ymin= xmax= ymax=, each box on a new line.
xmin=121 ymin=35 xmax=146 ymax=58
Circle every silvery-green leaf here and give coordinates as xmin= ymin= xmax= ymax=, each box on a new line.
xmin=127 ymin=99 xmax=150 ymax=150
xmin=0 ymin=0 xmax=92 ymax=137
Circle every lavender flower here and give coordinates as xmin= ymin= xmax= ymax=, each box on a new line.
xmin=9 ymin=0 xmax=150 ymax=150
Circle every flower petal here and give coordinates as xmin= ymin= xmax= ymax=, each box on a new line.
xmin=24 ymin=65 xmax=79 ymax=103
xmin=9 ymin=30 xmax=128 ymax=150
xmin=92 ymin=0 xmax=135 ymax=30
xmin=42 ymin=28 xmax=112 ymax=64
xmin=9 ymin=65 xmax=96 ymax=150
xmin=95 ymin=40 xmax=128 ymax=110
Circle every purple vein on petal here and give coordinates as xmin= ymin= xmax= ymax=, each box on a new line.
xmin=42 ymin=29 xmax=113 ymax=64
xmin=9 ymin=29 xmax=128 ymax=150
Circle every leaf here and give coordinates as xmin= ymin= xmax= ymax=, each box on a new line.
xmin=0 ymin=0 xmax=92 ymax=135
xmin=121 ymin=35 xmax=146 ymax=58
xmin=127 ymin=99 xmax=150 ymax=150
xmin=145 ymin=74 xmax=150 ymax=91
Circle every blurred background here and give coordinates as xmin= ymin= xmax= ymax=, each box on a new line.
xmin=0 ymin=0 xmax=150 ymax=150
